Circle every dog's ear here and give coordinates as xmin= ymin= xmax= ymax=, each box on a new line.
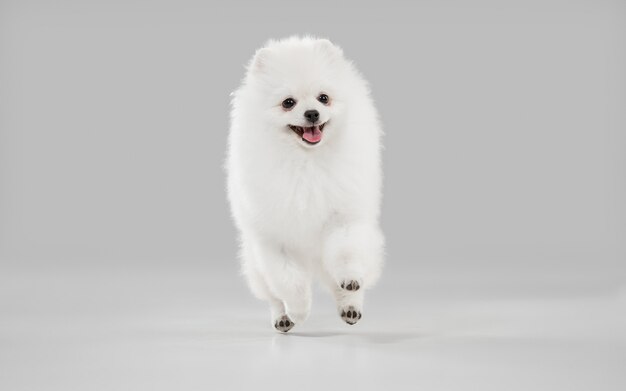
xmin=315 ymin=39 xmax=344 ymax=59
xmin=250 ymin=47 xmax=272 ymax=73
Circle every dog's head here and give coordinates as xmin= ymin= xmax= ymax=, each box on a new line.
xmin=243 ymin=37 xmax=351 ymax=148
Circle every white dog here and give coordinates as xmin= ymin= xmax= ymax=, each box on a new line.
xmin=226 ymin=36 xmax=384 ymax=332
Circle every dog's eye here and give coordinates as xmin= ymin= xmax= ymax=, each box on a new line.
xmin=281 ymin=98 xmax=296 ymax=109
xmin=317 ymin=94 xmax=330 ymax=105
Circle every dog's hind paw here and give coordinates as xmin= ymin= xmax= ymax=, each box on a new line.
xmin=340 ymin=306 xmax=362 ymax=325
xmin=274 ymin=315 xmax=295 ymax=333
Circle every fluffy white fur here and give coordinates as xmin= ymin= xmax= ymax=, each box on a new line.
xmin=226 ymin=36 xmax=384 ymax=332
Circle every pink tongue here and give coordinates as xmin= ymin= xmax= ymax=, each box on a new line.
xmin=302 ymin=127 xmax=322 ymax=143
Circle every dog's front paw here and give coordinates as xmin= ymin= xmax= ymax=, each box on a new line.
xmin=340 ymin=306 xmax=362 ymax=325
xmin=340 ymin=279 xmax=361 ymax=291
xmin=274 ymin=315 xmax=295 ymax=333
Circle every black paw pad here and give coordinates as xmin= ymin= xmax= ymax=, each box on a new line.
xmin=274 ymin=315 xmax=294 ymax=333
xmin=340 ymin=280 xmax=361 ymax=291
xmin=340 ymin=306 xmax=362 ymax=325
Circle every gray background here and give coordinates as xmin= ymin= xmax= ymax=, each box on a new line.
xmin=1 ymin=0 xmax=625 ymax=390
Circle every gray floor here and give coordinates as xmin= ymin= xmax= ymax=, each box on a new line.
xmin=2 ymin=262 xmax=624 ymax=391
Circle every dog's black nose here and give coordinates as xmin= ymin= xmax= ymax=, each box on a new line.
xmin=304 ymin=110 xmax=319 ymax=123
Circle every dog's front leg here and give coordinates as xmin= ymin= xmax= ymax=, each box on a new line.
xmin=322 ymin=222 xmax=384 ymax=324
xmin=252 ymin=238 xmax=312 ymax=329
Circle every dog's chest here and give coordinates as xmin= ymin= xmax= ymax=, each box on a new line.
xmin=278 ymin=166 xmax=338 ymax=218
xmin=252 ymin=158 xmax=352 ymax=235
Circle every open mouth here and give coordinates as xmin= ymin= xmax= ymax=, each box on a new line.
xmin=288 ymin=122 xmax=326 ymax=145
